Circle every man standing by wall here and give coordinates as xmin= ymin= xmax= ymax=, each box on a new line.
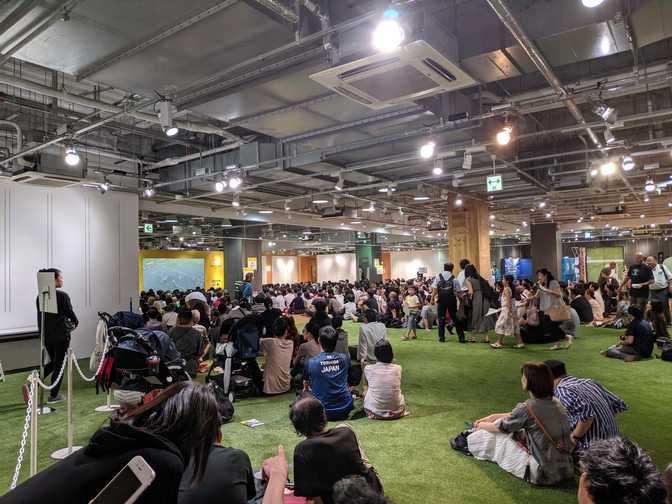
xmin=646 ymin=255 xmax=671 ymax=325
xmin=33 ymin=268 xmax=78 ymax=404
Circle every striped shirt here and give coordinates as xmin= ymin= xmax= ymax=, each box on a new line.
xmin=554 ymin=376 xmax=628 ymax=451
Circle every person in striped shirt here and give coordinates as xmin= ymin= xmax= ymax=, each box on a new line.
xmin=545 ymin=360 xmax=627 ymax=452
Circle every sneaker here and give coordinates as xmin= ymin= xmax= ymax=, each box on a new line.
xmin=22 ymin=383 xmax=30 ymax=404
xmin=47 ymin=394 xmax=65 ymax=404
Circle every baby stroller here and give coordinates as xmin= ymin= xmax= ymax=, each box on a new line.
xmin=97 ymin=313 xmax=189 ymax=407
xmin=206 ymin=314 xmax=261 ymax=401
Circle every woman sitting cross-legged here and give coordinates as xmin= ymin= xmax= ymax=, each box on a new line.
xmin=363 ymin=339 xmax=406 ymax=420
xmin=466 ymin=361 xmax=574 ymax=486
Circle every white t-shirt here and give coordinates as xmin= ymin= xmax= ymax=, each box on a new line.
xmin=363 ymin=362 xmax=405 ymax=418
xmin=272 ymin=295 xmax=286 ymax=310
xmin=651 ymin=264 xmax=672 ymax=290
xmin=284 ymin=293 xmax=295 ymax=306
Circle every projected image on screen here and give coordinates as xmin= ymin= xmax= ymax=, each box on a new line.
xmin=142 ymin=258 xmax=205 ymax=291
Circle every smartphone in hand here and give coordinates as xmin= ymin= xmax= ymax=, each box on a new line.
xmin=89 ymin=456 xmax=155 ymax=504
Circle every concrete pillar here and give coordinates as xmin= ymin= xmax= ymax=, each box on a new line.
xmin=447 ymin=197 xmax=492 ymax=279
xmin=222 ymin=239 xmax=262 ymax=294
xmin=530 ymin=222 xmax=561 ymax=279
xmin=355 ymin=242 xmax=382 ymax=284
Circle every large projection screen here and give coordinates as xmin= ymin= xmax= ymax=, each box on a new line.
xmin=142 ymin=258 xmax=205 ymax=291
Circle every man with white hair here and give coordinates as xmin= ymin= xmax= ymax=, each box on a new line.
xmin=646 ymin=255 xmax=671 ymax=325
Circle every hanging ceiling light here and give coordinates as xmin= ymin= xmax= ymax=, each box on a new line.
xmin=622 ymin=156 xmax=635 ymax=171
xmin=334 ymin=172 xmax=344 ymax=191
xmin=419 ymin=140 xmax=436 ymax=159
xmin=64 ymin=145 xmax=80 ymax=166
xmin=157 ymin=99 xmax=179 ymax=137
xmin=454 ymin=195 xmax=463 ymax=207
xmin=214 ymin=178 xmax=227 ymax=193
xmin=143 ymin=184 xmax=155 ymax=198
xmin=372 ymin=8 xmax=405 ymax=53
xmin=228 ymin=176 xmax=242 ymax=190
xmin=582 ymin=0 xmax=605 ymax=7
xmin=600 ymin=161 xmax=617 ymax=176
xmin=590 ymin=168 xmax=599 ymax=177
xmin=496 ymin=125 xmax=513 ymax=146
xmin=538 ymin=201 xmax=546 ymax=208
xmin=644 ymin=179 xmax=656 ymax=192
xmin=594 ymin=103 xmax=617 ymax=124
xmin=231 ymin=193 xmax=240 ymax=207
xmin=603 ymin=128 xmax=616 ymax=145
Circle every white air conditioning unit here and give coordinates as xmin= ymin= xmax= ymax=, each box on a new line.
xmin=310 ymin=40 xmax=478 ymax=109
xmin=9 ymin=171 xmax=83 ymax=188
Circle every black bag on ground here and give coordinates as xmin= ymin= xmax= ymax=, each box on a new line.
xmin=450 ymin=431 xmax=473 ymax=457
xmin=658 ymin=338 xmax=672 ymax=362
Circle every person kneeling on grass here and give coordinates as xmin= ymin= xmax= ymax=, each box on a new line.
xmin=290 ymin=393 xmax=383 ymax=504
xmin=577 ymin=438 xmax=667 ymax=504
xmin=603 ymin=305 xmax=655 ymax=361
xmin=363 ymin=340 xmax=406 ymax=420
xmin=305 ymin=325 xmax=354 ymax=421
xmin=467 ymin=361 xmax=574 ymax=486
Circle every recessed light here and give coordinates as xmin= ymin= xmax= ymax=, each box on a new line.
xmin=259 ymin=210 xmax=273 ymax=214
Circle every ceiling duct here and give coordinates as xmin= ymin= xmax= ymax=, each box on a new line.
xmin=310 ymin=19 xmax=477 ymax=109
xmin=8 ymin=170 xmax=83 ymax=188
xmin=594 ymin=205 xmax=625 ymax=215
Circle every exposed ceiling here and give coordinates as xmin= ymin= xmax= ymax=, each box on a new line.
xmin=1 ymin=0 xmax=671 ymax=250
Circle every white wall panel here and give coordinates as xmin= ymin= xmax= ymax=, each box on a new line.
xmin=272 ymin=256 xmax=298 ymax=284
xmin=0 ymin=183 xmax=138 ymax=367
xmin=317 ymin=253 xmax=356 ymax=282
xmin=389 ymin=250 xmax=448 ymax=280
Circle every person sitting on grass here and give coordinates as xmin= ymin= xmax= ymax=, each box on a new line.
xmin=292 ymin=319 xmax=322 ymax=385
xmin=333 ymin=475 xmax=395 ymax=504
xmin=358 ymin=309 xmax=388 ymax=364
xmin=467 ymin=361 xmax=574 ymax=486
xmin=169 ymin=308 xmax=204 ymax=377
xmin=577 ymin=438 xmax=668 ymax=504
xmin=290 ymin=393 xmax=382 ymax=504
xmin=259 ymin=317 xmax=294 ymax=395
xmin=382 ymin=291 xmax=403 ymax=328
xmin=603 ymin=305 xmax=655 ymax=361
xmin=343 ymin=293 xmax=357 ymax=320
xmin=402 ymin=285 xmax=421 ymax=341
xmin=305 ymin=325 xmax=353 ymax=421
xmin=363 ymin=339 xmax=406 ymax=420
xmin=544 ymin=360 xmax=627 ymax=454
xmin=332 ymin=315 xmax=350 ymax=357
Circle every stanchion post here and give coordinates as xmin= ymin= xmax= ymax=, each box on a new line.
xmin=29 ymin=371 xmax=38 ymax=476
xmin=50 ymin=350 xmax=82 ymax=460
xmin=94 ymin=390 xmax=120 ymax=413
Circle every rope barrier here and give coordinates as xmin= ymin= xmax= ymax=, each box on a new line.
xmin=10 ymin=373 xmax=35 ymax=490
xmin=35 ymin=353 xmax=68 ymax=392
xmin=73 ymin=334 xmax=109 ymax=383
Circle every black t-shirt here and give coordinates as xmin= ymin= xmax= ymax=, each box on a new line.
xmin=627 ymin=319 xmax=655 ymax=358
xmin=178 ymin=446 xmax=255 ymax=504
xmin=628 ymin=263 xmax=653 ymax=297
xmin=570 ymin=296 xmax=593 ymax=323
xmin=294 ymin=427 xmax=368 ymax=504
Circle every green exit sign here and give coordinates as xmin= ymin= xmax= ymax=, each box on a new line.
xmin=143 ymin=223 xmax=154 ymax=233
xmin=486 ymin=175 xmax=503 ymax=192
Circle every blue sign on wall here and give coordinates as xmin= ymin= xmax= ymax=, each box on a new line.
xmin=502 ymin=258 xmax=533 ymax=281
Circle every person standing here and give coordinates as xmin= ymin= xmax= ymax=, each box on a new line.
xmin=240 ymin=272 xmax=254 ymax=301
xmin=432 ymin=263 xmax=464 ymax=343
xmin=491 ymin=274 xmax=524 ymax=349
xmin=622 ymin=254 xmax=653 ymax=309
xmin=465 ymin=264 xmax=494 ymax=343
xmin=34 ymin=268 xmax=78 ymax=404
xmin=646 ymin=255 xmax=671 ymax=325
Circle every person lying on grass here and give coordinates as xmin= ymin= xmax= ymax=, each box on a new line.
xmin=467 ymin=361 xmax=574 ymax=486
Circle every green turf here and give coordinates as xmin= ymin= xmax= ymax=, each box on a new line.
xmin=1 ymin=323 xmax=671 ymax=503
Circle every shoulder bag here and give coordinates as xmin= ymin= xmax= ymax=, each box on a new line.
xmin=546 ymin=296 xmax=571 ymax=322
xmin=525 ymin=403 xmax=571 ymax=456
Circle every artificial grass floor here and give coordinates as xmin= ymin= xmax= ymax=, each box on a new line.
xmin=1 ymin=322 xmax=671 ymax=503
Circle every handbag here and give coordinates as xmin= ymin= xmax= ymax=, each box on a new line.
xmin=546 ymin=301 xmax=571 ymax=322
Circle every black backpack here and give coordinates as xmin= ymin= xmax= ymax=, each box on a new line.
xmin=437 ymin=273 xmax=455 ymax=304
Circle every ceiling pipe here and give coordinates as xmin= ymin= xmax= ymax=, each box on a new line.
xmin=0 ymin=0 xmax=42 ymax=39
xmin=0 ymin=73 xmax=239 ymax=140
xmin=485 ymin=0 xmax=602 ymax=149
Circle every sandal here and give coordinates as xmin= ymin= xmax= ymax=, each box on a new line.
xmin=490 ymin=342 xmax=503 ymax=349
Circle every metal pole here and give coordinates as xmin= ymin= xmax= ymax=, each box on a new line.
xmin=50 ymin=350 xmax=82 ymax=460
xmin=38 ymin=292 xmax=46 ymax=413
xmin=29 ymin=371 xmax=38 ymax=476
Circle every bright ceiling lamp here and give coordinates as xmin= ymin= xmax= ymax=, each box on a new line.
xmin=143 ymin=184 xmax=155 ymax=198
xmin=214 ymin=179 xmax=227 ymax=193
xmin=603 ymin=128 xmax=616 ymax=145
xmin=372 ymin=8 xmax=404 ymax=53
xmin=157 ymin=99 xmax=179 ymax=137
xmin=496 ymin=125 xmax=513 ymax=146
xmin=413 ymin=194 xmax=430 ymax=201
xmin=259 ymin=210 xmax=273 ymax=214
xmin=644 ymin=179 xmax=656 ymax=192
xmin=378 ymin=186 xmax=396 ymax=193
xmin=362 ymin=202 xmax=376 ymax=212
xmin=334 ymin=172 xmax=344 ymax=191
xmin=231 ymin=193 xmax=240 ymax=207
xmin=99 ymin=178 xmax=110 ymax=194
xmin=312 ymin=198 xmax=329 ymax=204
xmin=622 ymin=156 xmax=635 ymax=171
xmin=454 ymin=195 xmax=463 ymax=206
xmin=432 ymin=159 xmax=443 ymax=175
xmin=600 ymin=161 xmax=617 ymax=176
xmin=64 ymin=145 xmax=80 ymax=166
xmin=228 ymin=176 xmax=242 ymax=189
xmin=581 ymin=0 xmax=605 ymax=7
xmin=419 ymin=140 xmax=436 ymax=159
xmin=284 ymin=200 xmax=291 ymax=211
xmin=590 ymin=168 xmax=598 ymax=177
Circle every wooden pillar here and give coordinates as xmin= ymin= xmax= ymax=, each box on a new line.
xmin=447 ymin=197 xmax=492 ymax=279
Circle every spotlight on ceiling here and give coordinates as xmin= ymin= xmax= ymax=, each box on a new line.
xmin=284 ymin=200 xmax=291 ymax=211
xmin=454 ymin=195 xmax=463 ymax=207
xmin=419 ymin=140 xmax=436 ymax=160
xmin=622 ymin=156 xmax=635 ymax=171
xmin=143 ymin=184 xmax=155 ymax=198
xmin=334 ymin=173 xmax=344 ymax=191
xmin=214 ymin=179 xmax=227 ymax=193
xmin=600 ymin=161 xmax=617 ymax=176
xmin=64 ymin=145 xmax=80 ymax=166
xmin=432 ymin=158 xmax=443 ymax=176
xmin=603 ymin=128 xmax=616 ymax=145
xmin=232 ymin=193 xmax=240 ymax=207
xmin=538 ymin=201 xmax=546 ymax=208
xmin=590 ymin=168 xmax=598 ymax=177
xmin=157 ymin=99 xmax=179 ymax=137
xmin=228 ymin=176 xmax=242 ymax=190
xmin=99 ymin=178 xmax=110 ymax=194
xmin=594 ymin=103 xmax=617 ymax=124
xmin=581 ymin=0 xmax=605 ymax=7
xmin=644 ymin=179 xmax=656 ymax=192
xmin=462 ymin=152 xmax=472 ymax=170
xmin=496 ymin=125 xmax=513 ymax=146
xmin=372 ymin=8 xmax=405 ymax=53
xmin=489 ymin=214 xmax=495 ymax=220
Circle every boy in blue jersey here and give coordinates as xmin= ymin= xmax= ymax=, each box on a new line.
xmin=305 ymin=326 xmax=353 ymax=421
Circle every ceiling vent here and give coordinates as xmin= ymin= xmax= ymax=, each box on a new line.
xmin=310 ymin=40 xmax=478 ymax=110
xmin=9 ymin=171 xmax=82 ymax=188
